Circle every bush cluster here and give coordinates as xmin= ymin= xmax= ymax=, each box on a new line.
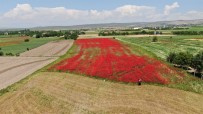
xmin=167 ymin=51 xmax=203 ymax=73
xmin=24 ymin=39 xmax=29 ymax=42
xmin=0 ymin=51 xmax=4 ymax=56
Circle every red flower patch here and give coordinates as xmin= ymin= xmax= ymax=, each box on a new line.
xmin=50 ymin=38 xmax=182 ymax=84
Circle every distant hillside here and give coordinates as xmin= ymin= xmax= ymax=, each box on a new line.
xmin=1 ymin=19 xmax=203 ymax=31
xmin=30 ymin=19 xmax=203 ymax=30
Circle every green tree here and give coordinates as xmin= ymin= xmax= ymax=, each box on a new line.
xmin=191 ymin=51 xmax=203 ymax=72
xmin=173 ymin=52 xmax=193 ymax=67
xmin=70 ymin=33 xmax=78 ymax=40
xmin=152 ymin=36 xmax=158 ymax=42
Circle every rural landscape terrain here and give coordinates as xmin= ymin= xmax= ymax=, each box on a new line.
xmin=0 ymin=1 xmax=203 ymax=114
xmin=0 ymin=22 xmax=202 ymax=114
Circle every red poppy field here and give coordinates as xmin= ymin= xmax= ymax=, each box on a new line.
xmin=49 ymin=38 xmax=183 ymax=84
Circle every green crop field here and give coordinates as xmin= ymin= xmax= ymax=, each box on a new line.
xmin=0 ymin=37 xmax=60 ymax=55
xmin=0 ymin=35 xmax=19 ymax=38
xmin=187 ymin=26 xmax=203 ymax=31
xmin=117 ymin=35 xmax=203 ymax=59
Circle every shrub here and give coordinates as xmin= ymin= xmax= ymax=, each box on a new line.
xmin=0 ymin=51 xmax=4 ymax=56
xmin=24 ymin=39 xmax=29 ymax=42
xmin=16 ymin=53 xmax=20 ymax=56
xmin=64 ymin=35 xmax=68 ymax=40
xmin=152 ymin=36 xmax=158 ymax=42
xmin=167 ymin=52 xmax=176 ymax=63
xmin=6 ymin=53 xmax=14 ymax=56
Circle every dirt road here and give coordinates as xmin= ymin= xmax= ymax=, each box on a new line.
xmin=0 ymin=57 xmax=57 ymax=90
xmin=0 ymin=40 xmax=73 ymax=90
xmin=20 ymin=40 xmax=74 ymax=57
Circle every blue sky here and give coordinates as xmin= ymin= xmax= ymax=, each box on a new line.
xmin=0 ymin=0 xmax=203 ymax=28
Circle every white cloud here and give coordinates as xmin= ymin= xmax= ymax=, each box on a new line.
xmin=115 ymin=5 xmax=155 ymax=16
xmin=164 ymin=2 xmax=180 ymax=15
xmin=0 ymin=4 xmax=157 ymax=27
xmin=0 ymin=3 xmax=202 ymax=28
xmin=4 ymin=4 xmax=33 ymax=19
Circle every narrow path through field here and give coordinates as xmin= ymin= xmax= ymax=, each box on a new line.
xmin=0 ymin=40 xmax=74 ymax=90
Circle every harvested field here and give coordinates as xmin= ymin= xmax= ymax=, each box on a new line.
xmin=0 ymin=72 xmax=202 ymax=114
xmin=0 ymin=57 xmax=57 ymax=90
xmin=0 ymin=36 xmax=29 ymax=46
xmin=20 ymin=40 xmax=74 ymax=57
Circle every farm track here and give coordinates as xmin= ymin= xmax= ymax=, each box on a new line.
xmin=0 ymin=58 xmax=54 ymax=74
xmin=20 ymin=40 xmax=74 ymax=57
xmin=0 ymin=72 xmax=202 ymax=114
xmin=53 ymin=41 xmax=74 ymax=56
xmin=0 ymin=40 xmax=74 ymax=90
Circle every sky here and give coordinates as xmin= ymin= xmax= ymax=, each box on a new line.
xmin=0 ymin=0 xmax=203 ymax=28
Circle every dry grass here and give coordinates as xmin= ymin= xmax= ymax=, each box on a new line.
xmin=0 ymin=72 xmax=202 ymax=114
xmin=185 ymin=38 xmax=203 ymax=41
xmin=78 ymin=34 xmax=113 ymax=39
xmin=0 ymin=36 xmax=29 ymax=46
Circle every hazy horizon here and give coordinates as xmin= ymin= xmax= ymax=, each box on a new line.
xmin=0 ymin=0 xmax=203 ymax=28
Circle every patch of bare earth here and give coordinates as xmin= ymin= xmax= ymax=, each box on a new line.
xmin=0 ymin=72 xmax=202 ymax=114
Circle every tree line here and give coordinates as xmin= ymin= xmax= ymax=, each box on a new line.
xmin=172 ymin=31 xmax=203 ymax=35
xmin=0 ymin=29 xmax=84 ymax=39
xmin=98 ymin=30 xmax=162 ymax=36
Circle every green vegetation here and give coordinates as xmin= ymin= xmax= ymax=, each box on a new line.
xmin=1 ymin=37 xmax=60 ymax=55
xmin=191 ymin=51 xmax=203 ymax=72
xmin=167 ymin=51 xmax=203 ymax=77
xmin=152 ymin=36 xmax=158 ymax=42
xmin=0 ymin=29 xmax=85 ymax=38
xmin=0 ymin=51 xmax=4 ymax=56
xmin=98 ymin=30 xmax=157 ymax=36
xmin=168 ymin=52 xmax=193 ymax=66
xmin=64 ymin=32 xmax=79 ymax=40
xmin=172 ymin=31 xmax=203 ymax=35
xmin=118 ymin=35 xmax=203 ymax=59
xmin=167 ymin=51 xmax=203 ymax=70
xmin=24 ymin=39 xmax=29 ymax=42
xmin=187 ymin=26 xmax=203 ymax=31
